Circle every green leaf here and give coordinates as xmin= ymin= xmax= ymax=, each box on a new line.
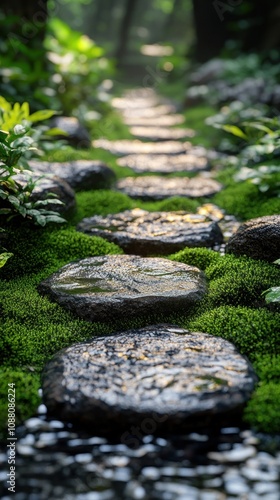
xmin=222 ymin=125 xmax=248 ymax=140
xmin=28 ymin=110 xmax=59 ymax=123
xmin=263 ymin=287 xmax=280 ymax=303
xmin=0 ymin=252 xmax=13 ymax=269
xmin=273 ymin=259 xmax=280 ymax=266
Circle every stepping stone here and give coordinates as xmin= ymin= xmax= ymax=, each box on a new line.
xmin=117 ymin=153 xmax=209 ymax=174
xmin=29 ymin=160 xmax=116 ymax=191
xmin=116 ymin=176 xmax=222 ymax=200
xmin=52 ymin=116 xmax=91 ymax=148
xmin=121 ymin=104 xmax=177 ymax=119
xmin=77 ymin=208 xmax=223 ymax=255
xmin=38 ymin=255 xmax=206 ymax=322
xmin=129 ymin=126 xmax=195 ymax=141
xmin=93 ymin=139 xmax=192 ymax=156
xmin=226 ymin=215 xmax=280 ymax=262
xmin=123 ymin=115 xmax=185 ymax=127
xmin=14 ymin=172 xmax=76 ymax=214
xmin=42 ymin=324 xmax=257 ymax=433
xmin=111 ymin=96 xmax=160 ymax=110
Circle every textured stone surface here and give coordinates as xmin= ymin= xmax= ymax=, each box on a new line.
xmin=226 ymin=215 xmax=280 ymax=262
xmin=116 ymin=175 xmax=222 ymax=200
xmin=38 ymin=255 xmax=206 ymax=322
xmin=117 ymin=153 xmax=209 ymax=174
xmin=77 ymin=208 xmax=223 ymax=255
xmin=29 ymin=160 xmax=116 ymax=191
xmin=42 ymin=324 xmax=257 ymax=432
xmin=129 ymin=126 xmax=195 ymax=141
xmin=124 ymin=114 xmax=185 ymax=127
xmin=14 ymin=172 xmax=76 ymax=214
xmin=52 ymin=116 xmax=91 ymax=148
xmin=93 ymin=139 xmax=192 ymax=156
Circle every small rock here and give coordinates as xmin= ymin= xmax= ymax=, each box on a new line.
xmin=77 ymin=208 xmax=223 ymax=255
xmin=52 ymin=116 xmax=91 ymax=148
xmin=226 ymin=215 xmax=280 ymax=262
xmin=116 ymin=175 xmax=222 ymax=200
xmin=29 ymin=160 xmax=116 ymax=191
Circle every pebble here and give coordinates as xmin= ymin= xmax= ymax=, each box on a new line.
xmin=208 ymin=445 xmax=256 ymax=463
xmin=75 ymin=453 xmax=93 ymax=464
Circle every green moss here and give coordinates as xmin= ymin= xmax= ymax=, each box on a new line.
xmin=186 ymin=306 xmax=280 ymax=359
xmin=0 ymin=368 xmax=41 ymax=439
xmin=244 ymin=382 xmax=280 ymax=434
xmin=1 ymin=225 xmax=122 ymax=279
xmin=252 ymin=355 xmax=280 ymax=382
xmin=183 ymin=105 xmax=221 ymax=148
xmin=172 ymin=251 xmax=280 ymax=308
xmin=141 ymin=196 xmax=199 ymax=213
xmin=72 ymin=190 xmax=135 ymax=223
xmin=213 ymin=181 xmax=280 ymax=220
xmin=170 ymin=247 xmax=221 ymax=270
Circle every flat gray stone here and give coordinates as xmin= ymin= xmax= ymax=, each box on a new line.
xmin=117 ymin=153 xmax=209 ymax=174
xmin=226 ymin=215 xmax=280 ymax=262
xmin=93 ymin=139 xmax=192 ymax=156
xmin=38 ymin=255 xmax=206 ymax=322
xmin=14 ymin=172 xmax=76 ymax=214
xmin=121 ymin=104 xmax=177 ymax=119
xmin=123 ymin=115 xmax=185 ymax=127
xmin=77 ymin=208 xmax=223 ymax=255
xmin=129 ymin=126 xmax=195 ymax=141
xmin=116 ymin=176 xmax=222 ymax=200
xmin=52 ymin=116 xmax=91 ymax=148
xmin=111 ymin=96 xmax=160 ymax=110
xmin=29 ymin=160 xmax=116 ymax=191
xmin=42 ymin=324 xmax=257 ymax=432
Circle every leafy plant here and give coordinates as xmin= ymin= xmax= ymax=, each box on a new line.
xmin=263 ymin=259 xmax=280 ymax=304
xmin=0 ymin=98 xmax=65 ymax=227
xmin=45 ymin=18 xmax=115 ymax=116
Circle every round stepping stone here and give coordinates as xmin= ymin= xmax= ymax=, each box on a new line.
xmin=129 ymin=126 xmax=195 ymax=141
xmin=117 ymin=153 xmax=209 ymax=174
xmin=124 ymin=115 xmax=185 ymax=127
xmin=29 ymin=160 xmax=116 ymax=191
xmin=52 ymin=116 xmax=91 ymax=148
xmin=226 ymin=215 xmax=280 ymax=262
xmin=121 ymin=104 xmax=177 ymax=119
xmin=42 ymin=324 xmax=257 ymax=433
xmin=111 ymin=96 xmax=160 ymax=109
xmin=38 ymin=255 xmax=206 ymax=322
xmin=14 ymin=172 xmax=76 ymax=214
xmin=116 ymin=176 xmax=222 ymax=200
xmin=77 ymin=208 xmax=223 ymax=255
xmin=93 ymin=139 xmax=192 ymax=156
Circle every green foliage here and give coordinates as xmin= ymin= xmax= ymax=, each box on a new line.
xmin=0 ymin=252 xmax=13 ymax=269
xmin=45 ymin=18 xmax=114 ymax=116
xmin=263 ymin=259 xmax=280 ymax=305
xmin=73 ymin=190 xmax=134 ymax=223
xmin=244 ymin=382 xmax=280 ymax=434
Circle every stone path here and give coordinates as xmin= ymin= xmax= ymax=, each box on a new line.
xmin=38 ymin=87 xmax=250 ymax=436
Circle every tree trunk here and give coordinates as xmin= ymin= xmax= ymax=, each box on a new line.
xmin=115 ymin=0 xmax=138 ymax=65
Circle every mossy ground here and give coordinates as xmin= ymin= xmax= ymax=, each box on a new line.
xmin=1 ymin=92 xmax=280 ymax=438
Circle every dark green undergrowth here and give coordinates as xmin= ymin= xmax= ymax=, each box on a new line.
xmin=171 ymin=247 xmax=280 ymax=432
